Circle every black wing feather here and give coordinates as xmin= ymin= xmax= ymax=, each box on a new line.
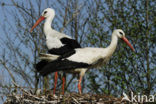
xmin=60 ymin=37 xmax=81 ymax=48
xmin=36 ymin=60 xmax=49 ymax=72
xmin=39 ymin=59 xmax=90 ymax=76
xmin=48 ymin=37 xmax=81 ymax=59
xmin=35 ymin=38 xmax=82 ymax=75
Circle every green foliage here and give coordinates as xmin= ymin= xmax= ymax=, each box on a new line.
xmin=86 ymin=0 xmax=156 ymax=96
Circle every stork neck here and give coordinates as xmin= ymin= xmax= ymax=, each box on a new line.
xmin=43 ymin=16 xmax=53 ymax=36
xmin=107 ymin=34 xmax=118 ymax=55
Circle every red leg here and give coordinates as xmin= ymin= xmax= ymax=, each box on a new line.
xmin=62 ymin=76 xmax=66 ymax=95
xmin=53 ymin=72 xmax=58 ymax=95
xmin=78 ymin=76 xmax=82 ymax=94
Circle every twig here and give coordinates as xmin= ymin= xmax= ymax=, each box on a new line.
xmin=2 ymin=62 xmax=16 ymax=83
xmin=72 ymin=97 xmax=80 ymax=104
xmin=60 ymin=3 xmax=84 ymax=32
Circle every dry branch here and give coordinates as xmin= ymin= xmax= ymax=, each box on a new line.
xmin=4 ymin=83 xmax=125 ymax=104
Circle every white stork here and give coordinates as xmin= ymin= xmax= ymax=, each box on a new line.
xmin=38 ymin=29 xmax=135 ymax=94
xmin=30 ymin=8 xmax=81 ymax=94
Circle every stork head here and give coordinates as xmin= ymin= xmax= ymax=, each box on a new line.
xmin=30 ymin=8 xmax=55 ymax=32
xmin=114 ymin=29 xmax=135 ymax=51
xmin=41 ymin=8 xmax=55 ymax=19
xmin=114 ymin=29 xmax=125 ymax=38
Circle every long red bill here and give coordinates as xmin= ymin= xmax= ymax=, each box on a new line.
xmin=122 ymin=37 xmax=135 ymax=51
xmin=30 ymin=16 xmax=45 ymax=32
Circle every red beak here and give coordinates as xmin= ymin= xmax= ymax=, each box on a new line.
xmin=30 ymin=16 xmax=45 ymax=32
xmin=121 ymin=37 xmax=135 ymax=51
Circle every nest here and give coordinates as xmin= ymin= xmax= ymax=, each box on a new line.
xmin=4 ymin=92 xmax=125 ymax=104
xmin=4 ymin=82 xmax=125 ymax=104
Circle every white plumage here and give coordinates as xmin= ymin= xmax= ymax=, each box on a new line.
xmin=40 ymin=29 xmax=134 ymax=94
xmin=66 ymin=29 xmax=133 ymax=66
xmin=30 ymin=8 xmax=82 ymax=94
xmin=31 ymin=8 xmax=71 ymax=49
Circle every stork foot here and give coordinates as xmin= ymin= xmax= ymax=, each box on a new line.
xmin=62 ymin=76 xmax=66 ymax=95
xmin=78 ymin=77 xmax=82 ymax=94
xmin=53 ymin=72 xmax=58 ymax=95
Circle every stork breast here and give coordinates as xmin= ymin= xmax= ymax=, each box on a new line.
xmin=46 ymin=37 xmax=63 ymax=49
xmin=91 ymin=57 xmax=110 ymax=68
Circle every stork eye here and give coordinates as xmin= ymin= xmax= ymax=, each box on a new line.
xmin=119 ymin=32 xmax=123 ymax=35
xmin=44 ymin=11 xmax=47 ymax=14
